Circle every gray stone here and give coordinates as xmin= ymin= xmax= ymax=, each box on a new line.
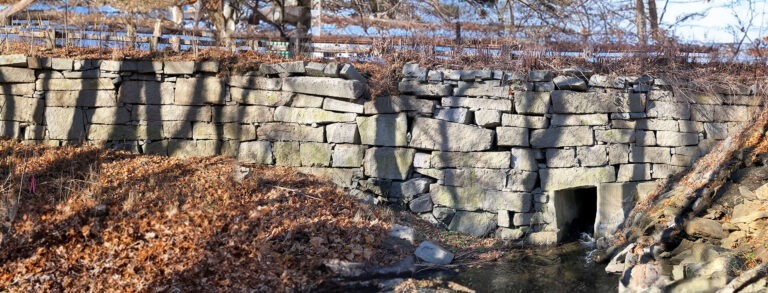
xmin=86 ymin=107 xmax=131 ymax=124
xmin=609 ymin=144 xmax=630 ymax=165
xmin=323 ymin=98 xmax=364 ymax=114
xmin=595 ymin=129 xmax=636 ymax=144
xmin=323 ymin=62 xmax=340 ymax=77
xmin=363 ymin=95 xmax=435 ymax=115
xmin=281 ymin=61 xmax=307 ymax=74
xmin=363 ymin=147 xmax=414 ymax=180
xmin=332 ymin=144 xmax=365 ymax=167
xmin=551 ymin=114 xmax=608 ymax=126
xmin=498 ymin=227 xmax=526 ymax=240
xmin=714 ymin=105 xmax=756 ymax=122
xmin=577 ymin=145 xmax=608 ymax=167
xmin=656 ymin=131 xmax=698 ymax=146
xmin=410 ymin=195 xmax=433 ymax=213
xmin=273 ymin=142 xmax=301 ymax=166
xmin=44 ymin=107 xmax=84 ymax=140
xmin=678 ymin=120 xmax=704 ymax=133
xmin=47 ymin=90 xmax=117 ymax=107
xmin=401 ymin=178 xmax=432 ymax=200
xmin=50 ymin=58 xmax=73 ymax=70
xmin=228 ymin=76 xmax=282 ymax=90
xmin=164 ymin=61 xmax=195 ymax=74
xmin=514 ymin=212 xmax=549 ymax=226
xmin=530 ymin=126 xmax=594 ymax=148
xmin=528 ymin=70 xmax=553 ymax=82
xmin=284 ymin=77 xmax=365 ymax=100
xmin=433 ymin=206 xmax=456 ymax=224
xmin=175 ymin=77 xmax=226 ymax=105
xmin=305 ymin=62 xmax=326 ymax=76
xmin=413 ymin=152 xmax=432 ymax=168
xmin=431 ymin=151 xmax=511 ymax=169
xmin=459 ymin=70 xmax=492 ymax=80
xmin=455 ymin=81 xmax=509 ymax=97
xmin=684 ymin=217 xmax=727 ymax=239
xmin=414 ymin=241 xmax=454 ymax=265
xmin=434 ymin=108 xmax=471 ymax=123
xmin=551 ymin=91 xmax=645 ymax=113
xmin=162 ymin=122 xmax=192 ymax=138
xmin=257 ymin=123 xmax=324 ymax=142
xmin=539 ymin=166 xmax=616 ymax=191
xmin=231 ymin=88 xmax=293 ymax=106
xmin=291 ymin=94 xmax=324 ymax=108
xmin=299 ymin=143 xmax=332 ymax=167
xmin=514 ymin=91 xmax=551 ymax=114
xmin=588 ymin=75 xmax=626 ymax=88
xmin=444 ymin=168 xmax=506 ymax=190
xmin=483 ymin=190 xmax=532 ymax=212
xmin=195 ymin=61 xmax=219 ymax=73
xmin=131 ymin=105 xmax=212 ymax=122
xmin=356 ymin=113 xmax=408 ymax=146
xmin=617 ymin=164 xmax=653 ymax=181
xmin=653 ymin=164 xmax=686 ymax=178
xmin=507 ymin=170 xmax=538 ymax=192
xmin=449 ymin=211 xmax=497 ymax=237
xmin=546 ymin=148 xmax=577 ymax=168
xmin=442 ymin=97 xmax=512 ymax=111
xmin=119 ymin=81 xmax=175 ymax=104
xmin=36 ymin=78 xmax=115 ymax=90
xmin=691 ymin=104 xmax=715 ymax=122
xmin=0 ymin=54 xmax=27 ymax=67
xmin=429 ymin=185 xmax=485 ymax=211
xmin=213 ymin=105 xmax=274 ymax=123
xmin=168 ymin=140 xmax=219 ymax=158
xmin=510 ymin=148 xmax=539 ymax=171
xmin=409 ymin=117 xmax=494 ymax=151
xmin=88 ymin=124 xmax=162 ymax=140
xmin=238 ymin=141 xmax=273 ymax=164
xmin=646 ymin=101 xmax=691 ymax=120
xmin=274 ymin=106 xmax=356 ymax=124
xmin=402 ymin=63 xmax=425 ymax=79
xmin=474 ymin=110 xmax=502 ymax=127
xmin=398 ymin=81 xmax=452 ymax=96
xmin=704 ymin=123 xmax=728 ymax=140
xmin=325 ymin=123 xmax=359 ymax=144
xmin=501 ymin=114 xmax=548 ymax=129
xmin=0 ymin=83 xmax=34 ymax=96
xmin=498 ymin=210 xmax=512 ymax=227
xmin=630 ymin=146 xmax=671 ymax=164
xmin=497 ymin=127 xmax=530 ymax=147
xmin=553 ymin=76 xmax=587 ymax=91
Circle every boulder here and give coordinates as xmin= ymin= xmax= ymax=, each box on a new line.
xmin=448 ymin=211 xmax=497 ymax=237
xmin=414 ymin=241 xmax=454 ymax=265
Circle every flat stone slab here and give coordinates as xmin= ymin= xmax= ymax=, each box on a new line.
xmin=230 ymin=88 xmax=293 ymax=106
xmin=414 ymin=241 xmax=454 ymax=265
xmin=119 ymin=81 xmax=175 ymax=104
xmin=256 ymin=123 xmax=325 ymax=142
xmin=551 ymin=91 xmax=645 ymax=113
xmin=539 ymin=166 xmax=616 ymax=191
xmin=174 ymin=77 xmax=226 ymax=105
xmin=283 ymin=76 xmax=365 ymax=100
xmin=363 ymin=147 xmax=415 ymax=180
xmin=274 ymin=106 xmax=356 ymax=124
xmin=228 ymin=76 xmax=282 ymax=90
xmin=448 ymin=211 xmax=497 ymax=237
xmin=409 ymin=117 xmax=494 ymax=152
xmin=356 ymin=113 xmax=408 ymax=146
xmin=0 ymin=67 xmax=35 ymax=83
xmin=430 ymin=151 xmax=511 ymax=169
xmin=530 ymin=126 xmax=594 ymax=148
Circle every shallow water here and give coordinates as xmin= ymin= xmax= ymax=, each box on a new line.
xmin=423 ymin=236 xmax=618 ymax=292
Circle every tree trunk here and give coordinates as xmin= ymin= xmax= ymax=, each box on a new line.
xmin=647 ymin=0 xmax=659 ymax=42
xmin=0 ymin=0 xmax=36 ymax=25
xmin=635 ymin=0 xmax=647 ymax=45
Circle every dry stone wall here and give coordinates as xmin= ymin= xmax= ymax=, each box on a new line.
xmin=0 ymin=55 xmax=760 ymax=244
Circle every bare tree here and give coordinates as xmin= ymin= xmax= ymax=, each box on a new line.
xmin=0 ymin=0 xmax=37 ymax=25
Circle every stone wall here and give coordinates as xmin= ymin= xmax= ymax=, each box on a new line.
xmin=0 ymin=55 xmax=760 ymax=244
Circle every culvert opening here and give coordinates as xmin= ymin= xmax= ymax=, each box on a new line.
xmin=554 ymin=186 xmax=598 ymax=242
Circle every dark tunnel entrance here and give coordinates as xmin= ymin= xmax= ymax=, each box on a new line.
xmin=554 ymin=186 xmax=598 ymax=242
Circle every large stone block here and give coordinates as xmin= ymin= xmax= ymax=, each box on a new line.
xmin=163 ymin=61 xmax=195 ymax=74
xmin=431 ymin=151 xmax=511 ymax=169
xmin=300 ymin=142 xmax=332 ymax=167
xmin=168 ymin=140 xmax=220 ymax=158
xmin=433 ymin=107 xmax=472 ymax=123
xmin=616 ymin=164 xmax=652 ymax=181
xmin=230 ymin=88 xmax=293 ymax=106
xmin=448 ymin=211 xmax=497 ymax=237
xmin=691 ymin=104 xmax=715 ymax=122
xmin=513 ymin=91 xmax=551 ymax=114
xmin=530 ymin=126 xmax=594 ymax=148
xmin=444 ymin=168 xmax=507 ymax=190
xmin=256 ymin=123 xmax=324 ymax=142
xmin=635 ymin=130 xmax=657 ymax=146
xmin=399 ymin=81 xmax=453 ymax=96
xmin=576 ymin=145 xmax=608 ymax=167
xmin=474 ymin=110 xmax=502 ymax=127
xmin=594 ymin=182 xmax=648 ymax=237
xmin=131 ymin=105 xmax=212 ymax=122
xmin=86 ymin=107 xmax=131 ymax=124
xmin=87 ymin=124 xmax=162 ymax=140
xmin=553 ymin=76 xmax=587 ymax=91
xmin=363 ymin=147 xmax=414 ymax=180
xmin=551 ymin=91 xmax=644 ymax=113
xmin=0 ymin=54 xmax=28 ymax=67
xmin=507 ymin=170 xmax=538 ymax=192
xmin=714 ymin=105 xmax=756 ymax=122
xmin=283 ymin=76 xmax=365 ymax=100
xmin=291 ymin=94 xmax=324 ymax=108
xmin=539 ymin=166 xmax=616 ymax=191
xmin=2 ymin=96 xmax=43 ymax=123
xmin=704 ymin=123 xmax=728 ymax=140
xmin=274 ymin=106 xmax=356 ymax=124
xmin=356 ymin=113 xmax=408 ymax=146
xmin=551 ymin=114 xmax=608 ymax=126
xmin=273 ymin=141 xmax=301 ymax=166
xmin=455 ymin=81 xmax=509 ymax=97
xmin=363 ymin=95 xmax=435 ymax=115
xmin=608 ymin=144 xmax=630 ymax=165
xmin=646 ymin=101 xmax=690 ymax=120
xmin=323 ymin=98 xmax=364 ymax=114
xmin=118 ymin=81 xmax=175 ymax=104
xmin=595 ymin=129 xmax=636 ymax=144
xmin=497 ymin=127 xmax=530 ymax=147
xmin=483 ymin=190 xmax=532 ymax=212
xmin=238 ymin=141 xmax=273 ymax=164
xmin=162 ymin=122 xmax=192 ymax=138
xmin=174 ymin=77 xmax=226 ymax=105
xmin=545 ymin=148 xmax=577 ymax=168
xmin=326 ymin=123 xmax=360 ymax=143
xmin=630 ymin=146 xmax=671 ymax=164
xmin=332 ymin=144 xmax=365 ymax=167
xmin=44 ymin=107 xmax=86 ymax=140
xmin=441 ymin=97 xmax=512 ymax=111
xmin=430 ymin=185 xmax=484 ymax=211
xmin=653 ymin=164 xmax=686 ymax=178
xmin=213 ymin=105 xmax=274 ymax=123
xmin=510 ymin=148 xmax=539 ymax=171
xmin=37 ymin=78 xmax=115 ymax=91
xmin=409 ymin=117 xmax=494 ymax=151
xmin=501 ymin=114 xmax=549 ymax=128
xmin=656 ymin=131 xmax=698 ymax=146
xmin=228 ymin=76 xmax=282 ymax=90
xmin=0 ymin=83 xmax=34 ymax=96
xmin=0 ymin=67 xmax=35 ymax=83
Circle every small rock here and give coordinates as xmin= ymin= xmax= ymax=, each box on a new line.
xmin=414 ymin=241 xmax=454 ymax=265
xmin=389 ymin=224 xmax=415 ymax=244
xmin=93 ymin=204 xmax=108 ymax=217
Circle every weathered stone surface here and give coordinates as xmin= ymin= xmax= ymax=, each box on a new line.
xmin=595 ymin=129 xmax=636 ymax=144
xmin=588 ymin=75 xmax=626 ymax=88
xmin=274 ymin=106 xmax=356 ymax=124
xmin=228 ymin=76 xmax=282 ymax=90
xmin=363 ymin=95 xmax=435 ymax=115
xmin=510 ymin=148 xmax=539 ymax=171
xmin=399 ymin=178 xmax=432 ymax=201
xmin=174 ymin=77 xmax=226 ymax=105
xmin=323 ymin=98 xmax=364 ymax=114
xmin=414 ymin=241 xmax=454 ymax=265
xmin=409 ymin=195 xmax=433 ymax=213
xmin=714 ymin=105 xmax=756 ymax=122
xmin=448 ymin=212 xmax=497 ymax=237
xmin=238 ymin=141 xmax=273 ymax=164
xmin=514 ymin=212 xmax=549 ymax=226
xmin=539 ymin=166 xmax=616 ymax=191
xmin=507 ymin=170 xmax=538 ymax=192
xmin=546 ymin=148 xmax=577 ymax=168
xmin=474 ymin=110 xmax=501 ymax=127
xmin=86 ymin=107 xmax=131 ymax=124
xmin=230 ymin=88 xmax=293 ymax=106
xmin=553 ymin=76 xmax=587 ymax=91
xmin=483 ymin=190 xmax=532 ymax=212
xmin=617 ymin=164 xmax=652 ymax=181
xmin=300 ymin=142 xmax=332 ymax=167
xmin=630 ymin=146 xmax=671 ymax=164
xmin=45 ymin=90 xmax=116 ymax=107
xmin=99 ymin=60 xmax=136 ymax=72
xmin=326 ymin=123 xmax=359 ymax=143
xmin=441 ymin=97 xmax=512 ymax=111
xmin=530 ymin=126 xmax=594 ymax=148
xmin=131 ymin=105 xmax=212 ymax=122
xmin=551 ymin=91 xmax=645 ymax=113
xmin=0 ymin=83 xmax=34 ymax=96
xmin=612 ymin=119 xmax=679 ymax=131
xmin=168 ymin=140 xmax=219 ymax=158
xmin=0 ymin=54 xmax=28 ymax=67
xmin=356 ymin=113 xmax=408 ymax=146
xmin=3 ymin=96 xmax=43 ymax=123
xmin=500 ymin=114 xmax=548 ymax=129
xmin=291 ymin=94 xmax=324 ymax=108
xmin=653 ymin=164 xmax=686 ymax=178
xmin=704 ymin=123 xmax=728 ymax=140
xmin=608 ymin=144 xmax=630 ymax=165
xmin=443 ymin=168 xmax=506 ymax=190
xmin=363 ymin=147 xmax=414 ymax=180
xmin=340 ymin=63 xmax=366 ymax=82
xmin=213 ymin=105 xmax=274 ymax=123
xmin=273 ymin=142 xmax=301 ymax=166
xmin=195 ymin=61 xmax=219 ymax=73
xmin=635 ymin=130 xmax=656 ymax=146
xmin=87 ymin=124 xmax=162 ymax=140
xmin=433 ymin=108 xmax=471 ymax=123
xmin=684 ymin=218 xmax=727 ymax=239
xmin=498 ymin=210 xmax=512 ymax=227
xmin=162 ymin=122 xmax=192 ymax=138
xmin=514 ymin=91 xmax=551 ymax=114
xmin=458 ymin=70 xmax=492 ymax=80
xmin=431 ymin=151 xmax=511 ymax=169
xmin=497 ymin=127 xmax=529 ymax=147
xmin=678 ymin=120 xmax=704 ymax=133
xmin=413 ymin=153 xmax=432 ymax=169
xmin=163 ymin=61 xmax=194 ymax=74
xmin=646 ymin=101 xmax=690 ymax=119
xmin=36 ymin=78 xmax=115 ymax=90
xmin=283 ymin=76 xmax=365 ymax=100
xmin=498 ymin=227 xmax=526 ymax=240
xmin=45 ymin=107 xmax=85 ymax=140
xmin=656 ymin=131 xmax=698 ymax=146
xmin=119 ymin=81 xmax=175 ymax=104
xmin=305 ymin=62 xmax=326 ymax=76
xmin=429 ymin=185 xmax=484 ymax=210
xmin=690 ymin=104 xmax=715 ymax=122
xmin=551 ymin=114 xmax=608 ymax=126
xmin=529 ymin=70 xmax=553 ymax=82
xmin=256 ymin=123 xmax=324 ymax=142
xmin=409 ymin=117 xmax=494 ymax=151
xmin=577 ymin=145 xmax=608 ymax=167
xmin=455 ymin=81 xmax=509 ymax=97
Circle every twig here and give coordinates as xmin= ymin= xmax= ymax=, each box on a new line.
xmin=268 ymin=185 xmax=323 ymax=201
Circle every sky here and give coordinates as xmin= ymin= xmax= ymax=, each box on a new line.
xmin=662 ymin=0 xmax=768 ymax=44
